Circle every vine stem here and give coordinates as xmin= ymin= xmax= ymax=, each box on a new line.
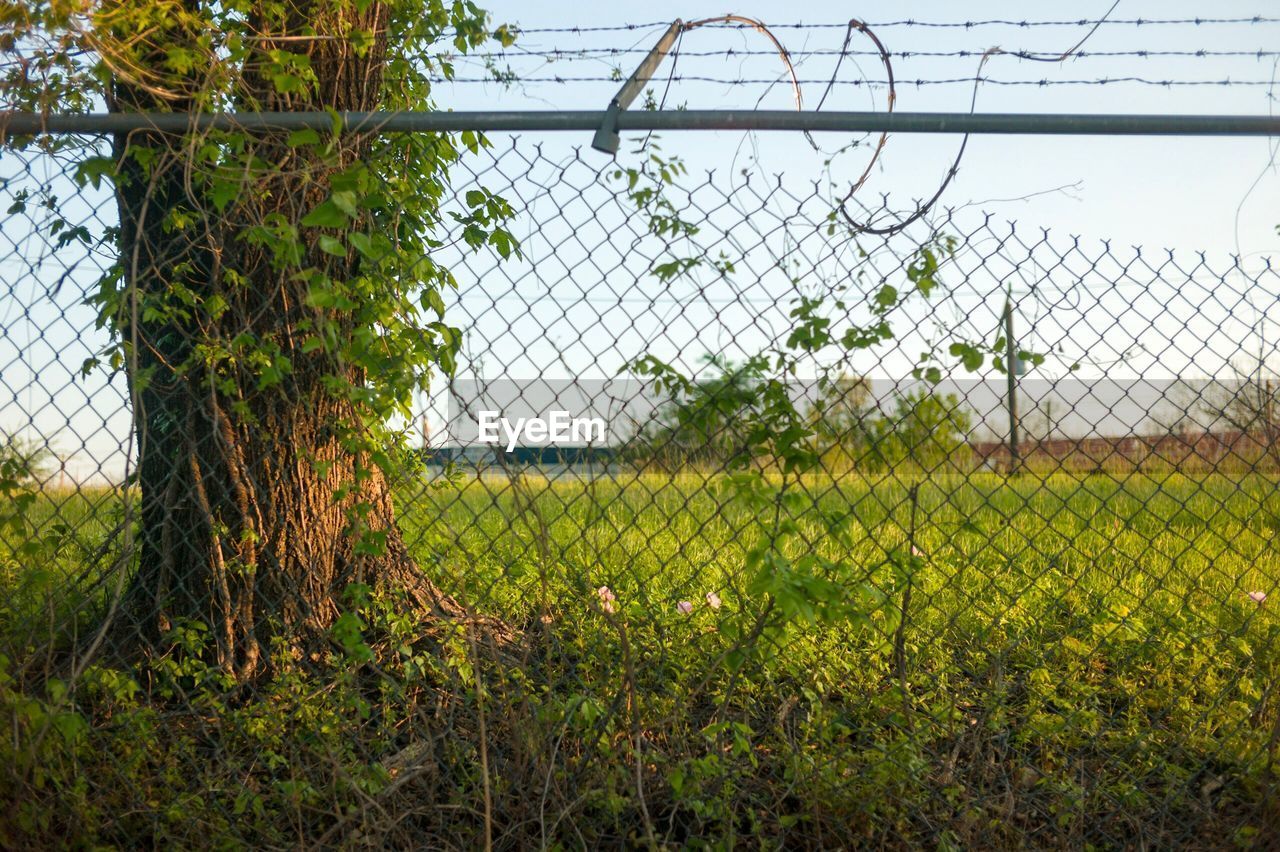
xmin=616 ymin=616 xmax=658 ymax=849
xmin=467 ymin=623 xmax=493 ymax=852
xmin=893 ymin=483 xmax=920 ymax=730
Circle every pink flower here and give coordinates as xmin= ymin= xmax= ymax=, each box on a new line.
xmin=910 ymin=545 xmax=923 ymax=558
xmin=597 ymin=585 xmax=617 ymax=614
xmin=1249 ymin=590 xmax=1267 ymax=604
xmin=677 ymin=600 xmax=694 ymax=615
xmin=705 ymin=592 xmax=722 ymax=610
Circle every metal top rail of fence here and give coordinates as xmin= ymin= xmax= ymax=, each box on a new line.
xmin=4 ymin=108 xmax=1279 ymax=137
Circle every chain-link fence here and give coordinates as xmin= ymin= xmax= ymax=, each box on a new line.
xmin=2 ymin=124 xmax=1279 ymax=848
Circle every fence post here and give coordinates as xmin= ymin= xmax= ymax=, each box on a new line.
xmin=1005 ymin=289 xmax=1020 ymax=470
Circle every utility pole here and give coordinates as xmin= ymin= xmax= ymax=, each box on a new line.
xmin=1004 ymin=288 xmax=1020 ymax=470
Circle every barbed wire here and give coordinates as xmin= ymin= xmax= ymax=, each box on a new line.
xmin=505 ymin=17 xmax=1280 ymax=35
xmin=468 ymin=9 xmax=1273 ymax=238
xmin=456 ymin=47 xmax=1280 ymax=61
xmin=434 ymin=74 xmax=1280 ymax=88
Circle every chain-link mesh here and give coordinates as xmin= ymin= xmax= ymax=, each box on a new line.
xmin=2 ymin=130 xmax=1278 ymax=848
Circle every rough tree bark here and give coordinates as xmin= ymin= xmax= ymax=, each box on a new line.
xmin=108 ymin=1 xmax=470 ymax=679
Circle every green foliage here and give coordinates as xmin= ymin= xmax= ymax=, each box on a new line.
xmin=636 ymin=362 xmax=973 ymax=474
xmin=630 ymin=354 xmax=776 ymax=469
xmin=865 ymin=389 xmax=973 ymax=471
xmin=0 ymin=431 xmax=49 ymax=487
xmin=0 ymin=433 xmax=57 ymax=580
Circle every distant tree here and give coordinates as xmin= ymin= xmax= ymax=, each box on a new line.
xmin=0 ymin=432 xmax=52 ymax=563
xmin=866 ymin=390 xmax=972 ymax=471
xmin=1197 ymin=355 xmax=1280 ymax=467
xmin=0 ymin=431 xmax=51 ymax=485
xmin=639 ymin=370 xmax=974 ymax=474
xmin=635 ymin=355 xmax=772 ymax=470
xmin=808 ymin=371 xmax=873 ymax=470
xmin=1154 ymin=380 xmax=1206 ymax=438
xmin=1022 ymin=393 xmax=1065 ymax=443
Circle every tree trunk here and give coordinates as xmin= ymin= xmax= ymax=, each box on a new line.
xmin=105 ymin=1 xmax=470 ymax=679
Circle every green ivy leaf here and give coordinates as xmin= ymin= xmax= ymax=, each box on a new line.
xmin=287 ymin=128 xmax=321 ymax=147
xmin=949 ymin=342 xmax=984 ymax=372
xmin=300 ymin=200 xmax=350 ymax=228
xmin=348 ymin=232 xmax=374 ymax=257
xmin=317 ymin=235 xmax=346 ymax=256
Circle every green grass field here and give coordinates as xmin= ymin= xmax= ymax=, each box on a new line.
xmin=3 ymin=471 xmax=1279 ymax=847
xmin=404 ymin=471 xmax=1280 ymax=846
